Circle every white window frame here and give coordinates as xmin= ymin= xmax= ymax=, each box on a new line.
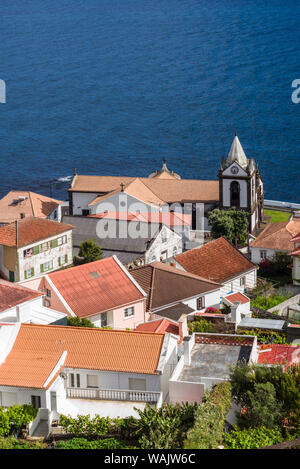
xmin=124 ymin=307 xmax=134 ymax=318
xmin=260 ymin=250 xmax=267 ymax=259
xmin=87 ymin=374 xmax=98 ymax=388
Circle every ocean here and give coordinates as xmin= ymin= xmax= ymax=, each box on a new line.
xmin=0 ymin=0 xmax=299 ymax=202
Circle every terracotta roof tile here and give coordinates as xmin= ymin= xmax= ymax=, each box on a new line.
xmin=175 ymin=237 xmax=256 ymax=283
xmin=47 ymin=256 xmax=145 ymax=317
xmin=0 ymin=324 xmax=165 ymax=388
xmin=70 ymin=175 xmax=219 ymax=203
xmin=224 ymin=292 xmax=250 ymax=305
xmin=88 ymin=211 xmax=191 ymax=226
xmin=250 ymin=220 xmax=300 ymax=251
xmin=0 ymin=191 xmax=62 ymax=224
xmin=136 ymin=318 xmax=180 ymax=337
xmin=130 ymin=262 xmax=222 ymax=311
xmin=0 ymin=279 xmax=43 ymax=313
xmin=258 ymin=344 xmax=300 ymax=368
xmin=0 ymin=217 xmax=73 ymax=248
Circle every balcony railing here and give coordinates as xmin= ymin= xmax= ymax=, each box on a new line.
xmin=66 ymin=387 xmax=161 ymax=403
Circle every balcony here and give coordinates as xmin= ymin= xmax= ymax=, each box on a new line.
xmin=66 ymin=387 xmax=161 ymax=404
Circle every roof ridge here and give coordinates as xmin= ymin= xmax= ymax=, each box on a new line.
xmin=154 ymin=261 xmax=222 ymax=285
xmin=20 ymin=322 xmax=164 ymax=336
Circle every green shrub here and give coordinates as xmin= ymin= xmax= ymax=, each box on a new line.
xmin=67 ymin=317 xmax=95 ymax=328
xmin=188 ymin=319 xmax=216 ymax=334
xmin=132 ymin=402 xmax=198 ymax=449
xmin=0 ymin=405 xmax=38 ymax=437
xmin=229 ymin=362 xmax=300 ymax=427
xmin=237 ymin=328 xmax=287 ymax=344
xmin=184 ymin=382 xmax=232 ymax=449
xmin=59 ymin=414 xmax=111 ymax=437
xmin=54 ymin=437 xmax=126 ymax=449
xmin=224 ymin=426 xmax=283 ymax=449
xmin=250 ymin=294 xmax=289 ymax=310
xmin=0 ymin=436 xmax=46 ymax=449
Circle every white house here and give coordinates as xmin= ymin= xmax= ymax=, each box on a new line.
xmin=170 ymin=237 xmax=257 ymax=300
xmin=0 ymin=217 xmax=74 ymax=282
xmin=0 ymin=279 xmax=67 ymax=325
xmin=291 ymin=231 xmax=300 ymax=285
xmin=130 ymin=262 xmax=223 ymax=318
xmin=250 ymin=218 xmax=300 ymax=264
xmin=0 ymin=323 xmax=178 ymax=432
xmin=20 ymin=256 xmax=148 ymax=330
xmin=0 ymin=191 xmax=62 ymax=225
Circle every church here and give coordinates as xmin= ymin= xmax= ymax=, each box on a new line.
xmin=68 ymin=134 xmax=264 ymax=235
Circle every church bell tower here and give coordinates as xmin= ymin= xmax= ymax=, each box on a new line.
xmin=218 ymin=133 xmax=264 ymax=234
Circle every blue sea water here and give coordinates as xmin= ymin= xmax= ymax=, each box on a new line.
xmin=0 ymin=0 xmax=299 ymax=202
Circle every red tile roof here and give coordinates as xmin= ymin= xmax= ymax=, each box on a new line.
xmin=0 ymin=217 xmax=73 ymax=248
xmin=136 ymin=318 xmax=180 ymax=337
xmin=174 ymin=237 xmax=256 ymax=283
xmin=0 ymin=279 xmax=43 ymax=312
xmin=0 ymin=324 xmax=165 ymax=388
xmin=0 ymin=191 xmax=62 ymax=224
xmin=47 ymin=256 xmax=145 ymax=317
xmin=224 ymin=292 xmax=250 ymax=305
xmin=258 ymin=344 xmax=300 ymax=368
xmin=88 ymin=211 xmax=191 ymax=226
xmin=250 ymin=220 xmax=300 ymax=251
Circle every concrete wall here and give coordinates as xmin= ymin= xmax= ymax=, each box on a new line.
xmin=268 ymin=293 xmax=300 ymax=316
xmin=169 ymin=356 xmax=205 ymax=404
xmin=220 ymin=269 xmax=257 ymax=298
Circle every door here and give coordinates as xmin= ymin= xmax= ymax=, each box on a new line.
xmin=9 ymin=271 xmax=15 ymax=282
xmin=31 ymin=395 xmax=41 ymax=409
xmin=50 ymin=392 xmax=57 ymax=412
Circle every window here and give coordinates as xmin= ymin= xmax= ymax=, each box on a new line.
xmin=23 ymin=248 xmax=33 ymax=258
xmin=87 ymin=374 xmax=98 ymax=388
xmin=46 ymin=289 xmax=51 ymax=298
xmin=240 ymin=276 xmax=246 ymax=287
xmin=197 ymin=296 xmax=205 ymax=310
xmin=82 ymin=209 xmax=90 ymax=216
xmin=173 ymin=246 xmax=177 ymax=256
xmin=58 ymin=254 xmax=68 ymax=266
xmin=124 ymin=307 xmax=134 ymax=318
xmin=40 ymin=260 xmax=53 ymax=273
xmin=24 ymin=268 xmax=34 ymax=279
xmin=58 ymin=235 xmax=67 ymax=246
xmin=100 ymin=312 xmax=107 ymax=327
xmin=40 ymin=241 xmax=51 ymax=252
xmin=128 ymin=378 xmax=146 ymax=391
xmin=70 ymin=373 xmax=75 ymax=388
xmin=76 ymin=374 xmax=81 ymax=388
xmin=31 ymin=395 xmax=41 ymax=409
xmin=260 ymin=250 xmax=267 ymax=259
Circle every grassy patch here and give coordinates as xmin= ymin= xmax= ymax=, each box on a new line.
xmin=264 ymin=209 xmax=291 ymax=223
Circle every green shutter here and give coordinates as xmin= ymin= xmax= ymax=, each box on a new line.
xmin=65 ymin=254 xmax=68 ymax=264
xmin=33 ymin=245 xmax=40 ymax=255
xmin=51 ymin=239 xmax=58 ymax=249
xmin=31 ymin=267 xmax=34 ymax=277
xmin=58 ymin=257 xmax=61 ymax=266
xmin=24 ymin=270 xmax=28 ymax=280
xmin=40 ymin=264 xmax=44 ymax=273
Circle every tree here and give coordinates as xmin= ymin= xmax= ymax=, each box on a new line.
xmin=208 ymin=208 xmax=249 ymax=246
xmin=67 ymin=317 xmax=95 ymax=328
xmin=73 ymin=239 xmax=103 ymax=266
xmin=239 ymin=382 xmax=283 ymax=429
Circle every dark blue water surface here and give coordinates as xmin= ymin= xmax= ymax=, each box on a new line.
xmin=1 ymin=0 xmax=299 ymax=202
